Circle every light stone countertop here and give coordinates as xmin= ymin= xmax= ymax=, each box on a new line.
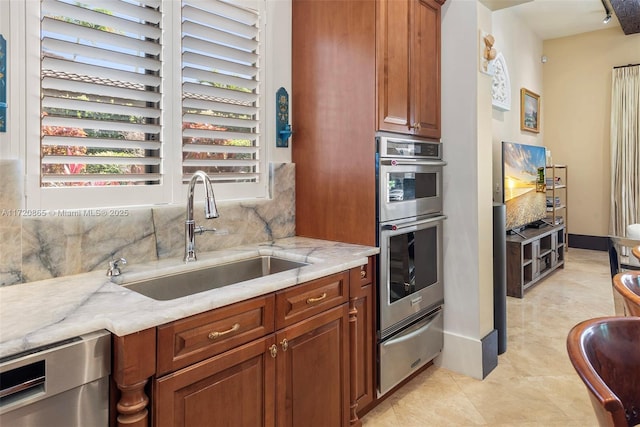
xmin=0 ymin=237 xmax=379 ymax=358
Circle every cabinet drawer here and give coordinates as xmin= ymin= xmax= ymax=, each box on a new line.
xmin=157 ymin=295 xmax=275 ymax=375
xmin=276 ymin=271 xmax=349 ymax=329
xmin=350 ymin=258 xmax=374 ymax=291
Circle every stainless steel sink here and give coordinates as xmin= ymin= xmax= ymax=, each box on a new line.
xmin=122 ymin=256 xmax=309 ymax=301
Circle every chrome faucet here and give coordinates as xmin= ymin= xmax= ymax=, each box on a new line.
xmin=107 ymin=257 xmax=127 ymax=276
xmin=185 ymin=171 xmax=219 ymax=263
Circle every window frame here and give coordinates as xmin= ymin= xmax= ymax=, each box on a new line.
xmin=22 ymin=0 xmax=268 ymax=210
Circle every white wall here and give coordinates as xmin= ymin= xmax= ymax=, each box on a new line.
xmin=543 ymin=29 xmax=640 ymax=236
xmin=266 ymin=0 xmax=293 ymax=164
xmin=440 ymin=0 xmax=495 ymax=379
xmin=490 ymin=9 xmax=544 ymax=202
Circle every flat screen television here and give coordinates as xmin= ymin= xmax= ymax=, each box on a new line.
xmin=502 ymin=141 xmax=547 ymax=232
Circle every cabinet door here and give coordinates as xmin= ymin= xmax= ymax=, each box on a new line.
xmin=531 ymin=240 xmax=541 ymax=278
xmin=411 ymin=0 xmax=441 ymax=139
xmin=275 ymin=304 xmax=350 ymax=427
xmin=377 ymin=0 xmax=441 ymax=139
xmin=350 ymin=263 xmax=375 ymax=416
xmin=377 ymin=0 xmax=411 ymax=134
xmin=155 ymin=335 xmax=276 ymax=427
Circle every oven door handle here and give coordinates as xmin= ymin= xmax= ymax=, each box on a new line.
xmin=381 ymin=310 xmax=442 ymax=347
xmin=386 ymin=215 xmax=447 ymax=231
xmin=380 ymin=159 xmax=447 ymax=167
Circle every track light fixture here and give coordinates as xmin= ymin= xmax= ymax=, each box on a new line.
xmin=601 ymin=0 xmax=612 ymax=24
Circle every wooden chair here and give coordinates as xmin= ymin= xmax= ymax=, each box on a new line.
xmin=567 ymin=317 xmax=640 ymax=427
xmin=633 ymin=245 xmax=640 ymax=263
xmin=613 ymin=272 xmax=640 ymax=317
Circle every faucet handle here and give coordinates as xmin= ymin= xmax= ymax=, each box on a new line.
xmin=194 ymin=225 xmax=217 ymax=235
xmin=107 ymin=257 xmax=127 ymax=277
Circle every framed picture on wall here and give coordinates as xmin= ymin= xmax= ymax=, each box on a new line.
xmin=520 ymin=88 xmax=540 ymax=133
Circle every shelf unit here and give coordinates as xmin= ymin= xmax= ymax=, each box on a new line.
xmin=546 ymin=165 xmax=568 ymax=249
xmin=506 ymin=224 xmax=566 ymax=298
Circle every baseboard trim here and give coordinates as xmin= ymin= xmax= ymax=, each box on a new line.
xmin=481 ymin=329 xmax=498 ymax=379
xmin=568 ymin=234 xmax=608 ymax=251
xmin=438 ymin=331 xmax=484 ymax=379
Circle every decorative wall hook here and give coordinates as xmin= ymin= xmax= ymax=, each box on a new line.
xmin=276 ymin=87 xmax=292 ymax=147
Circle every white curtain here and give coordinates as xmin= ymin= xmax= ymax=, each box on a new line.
xmin=610 ymin=65 xmax=640 ymax=237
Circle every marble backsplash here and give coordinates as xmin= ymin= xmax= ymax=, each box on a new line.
xmin=0 ymin=161 xmax=295 ymax=285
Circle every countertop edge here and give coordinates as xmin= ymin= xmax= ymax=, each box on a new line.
xmin=0 ymin=237 xmax=378 ymax=358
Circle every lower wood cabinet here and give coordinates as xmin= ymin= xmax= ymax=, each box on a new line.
xmin=112 ymin=260 xmax=376 ymax=427
xmin=350 ymin=260 xmax=375 ymax=418
xmin=154 ymin=305 xmax=350 ymax=427
xmin=155 ymin=335 xmax=276 ymax=427
xmin=275 ymin=304 xmax=350 ymax=427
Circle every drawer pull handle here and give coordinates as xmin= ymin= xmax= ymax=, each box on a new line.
xmin=269 ymin=344 xmax=278 ymax=358
xmin=306 ymin=292 xmax=327 ymax=305
xmin=208 ymin=323 xmax=240 ymax=340
xmin=280 ymin=338 xmax=288 ymax=351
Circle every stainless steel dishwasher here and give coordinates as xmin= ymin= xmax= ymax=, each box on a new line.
xmin=0 ymin=330 xmax=111 ymax=427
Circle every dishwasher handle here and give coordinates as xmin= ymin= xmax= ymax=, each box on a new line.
xmin=0 ymin=330 xmax=111 ymax=416
xmin=0 ymin=364 xmax=45 ymax=399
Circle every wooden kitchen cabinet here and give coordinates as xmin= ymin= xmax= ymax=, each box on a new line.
xmin=155 ymin=335 xmax=277 ymax=427
xmin=292 ymin=0 xmax=377 ymax=247
xmin=377 ymin=0 xmax=442 ymax=139
xmin=350 ymin=259 xmax=376 ymax=419
xmin=292 ymin=0 xmax=445 ymax=247
xmin=275 ymin=304 xmax=350 ymax=427
xmin=156 ymin=295 xmax=275 ymax=376
xmin=118 ymin=265 xmax=373 ymax=427
xmin=274 ymin=271 xmax=350 ymax=426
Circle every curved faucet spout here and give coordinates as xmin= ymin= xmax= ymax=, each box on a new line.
xmin=185 ymin=171 xmax=219 ymax=263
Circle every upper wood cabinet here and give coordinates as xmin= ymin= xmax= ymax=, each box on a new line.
xmin=377 ymin=0 xmax=442 ymax=139
xmin=292 ymin=0 xmax=444 ymax=247
xmin=292 ymin=0 xmax=377 ymax=247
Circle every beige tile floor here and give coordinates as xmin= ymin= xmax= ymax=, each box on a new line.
xmin=362 ymin=248 xmax=614 ymax=427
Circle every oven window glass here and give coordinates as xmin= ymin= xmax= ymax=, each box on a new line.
xmin=388 ymin=227 xmax=438 ymax=303
xmin=387 ymin=172 xmax=437 ymax=203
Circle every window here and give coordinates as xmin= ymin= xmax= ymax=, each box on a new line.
xmin=182 ymin=0 xmax=262 ymax=186
xmin=27 ymin=0 xmax=265 ymax=209
xmin=40 ymin=0 xmax=163 ymax=187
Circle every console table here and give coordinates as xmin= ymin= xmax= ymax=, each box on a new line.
xmin=506 ymin=224 xmax=566 ymax=298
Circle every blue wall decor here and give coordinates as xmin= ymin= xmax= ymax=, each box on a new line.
xmin=275 ymin=87 xmax=291 ymax=147
xmin=0 ymin=35 xmax=6 ymax=133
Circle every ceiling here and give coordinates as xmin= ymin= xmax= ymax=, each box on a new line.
xmin=480 ymin=0 xmax=635 ymax=40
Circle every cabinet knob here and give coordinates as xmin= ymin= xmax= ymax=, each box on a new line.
xmin=280 ymin=338 xmax=288 ymax=351
xmin=360 ymin=268 xmax=367 ymax=279
xmin=269 ymin=344 xmax=278 ymax=358
xmin=409 ymin=122 xmax=421 ymax=131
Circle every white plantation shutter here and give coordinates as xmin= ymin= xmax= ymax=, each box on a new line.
xmin=40 ymin=0 xmax=162 ymax=186
xmin=181 ymin=0 xmax=262 ymax=185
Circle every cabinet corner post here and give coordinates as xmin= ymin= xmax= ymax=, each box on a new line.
xmin=349 ymin=296 xmax=361 ymax=426
xmin=113 ymin=328 xmax=156 ymax=427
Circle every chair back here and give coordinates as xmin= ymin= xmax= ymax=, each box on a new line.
xmin=567 ymin=317 xmax=640 ymax=427
xmin=613 ymin=272 xmax=640 ymax=317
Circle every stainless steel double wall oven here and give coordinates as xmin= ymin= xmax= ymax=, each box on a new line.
xmin=376 ymin=133 xmax=446 ymax=397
